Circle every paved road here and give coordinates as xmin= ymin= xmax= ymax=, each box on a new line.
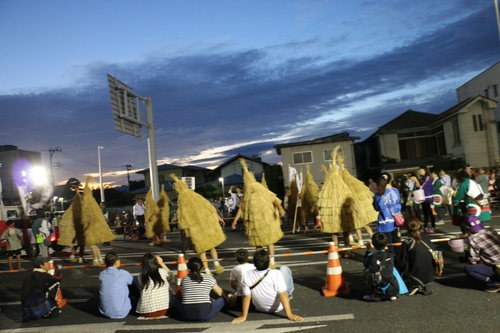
xmin=1 ymin=214 xmax=499 ymax=332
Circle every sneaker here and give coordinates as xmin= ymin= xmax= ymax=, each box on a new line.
xmin=408 ymin=287 xmax=420 ymax=296
xmin=92 ymin=259 xmax=101 ymax=266
xmin=427 ymin=227 xmax=436 ymax=234
xmin=214 ymin=263 xmax=225 ymax=275
xmin=358 ymin=240 xmax=364 ymax=247
xmin=77 ymin=257 xmax=84 ymax=264
xmin=485 ymin=284 xmax=500 ymax=293
xmin=69 ymin=256 xmax=77 ymax=263
xmin=435 ymin=220 xmax=445 ymax=225
xmin=288 ymin=294 xmax=293 ymax=300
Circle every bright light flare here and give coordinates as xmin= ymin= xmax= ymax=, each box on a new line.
xmin=31 ymin=166 xmax=48 ymax=185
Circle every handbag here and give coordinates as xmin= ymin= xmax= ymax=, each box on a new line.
xmin=421 ymin=241 xmax=444 ymax=276
xmin=383 ymin=194 xmax=405 ymax=227
xmin=413 ymin=177 xmax=430 ymax=203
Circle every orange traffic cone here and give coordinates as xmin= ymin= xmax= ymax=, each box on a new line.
xmin=175 ymin=254 xmax=189 ymax=297
xmin=48 ymin=260 xmax=68 ymax=307
xmin=322 ymin=242 xmax=350 ymax=297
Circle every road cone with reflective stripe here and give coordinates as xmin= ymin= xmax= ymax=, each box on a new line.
xmin=48 ymin=260 xmax=68 ymax=307
xmin=322 ymin=242 xmax=350 ymax=297
xmin=176 ymin=254 xmax=189 ymax=297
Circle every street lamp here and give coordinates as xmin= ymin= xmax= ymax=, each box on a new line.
xmin=219 ymin=177 xmax=225 ymax=217
xmin=98 ymin=146 xmax=105 ymax=203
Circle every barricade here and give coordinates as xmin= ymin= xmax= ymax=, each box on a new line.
xmin=322 ymin=242 xmax=350 ymax=297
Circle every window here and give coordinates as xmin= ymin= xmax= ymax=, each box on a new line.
xmin=484 ymin=88 xmax=489 ymax=99
xmin=323 ymin=148 xmax=344 ymax=161
xmin=451 ymin=118 xmax=461 ymax=145
xmin=478 ymin=114 xmax=484 ymax=131
xmin=293 ymin=151 xmax=312 ymax=164
xmin=494 ymin=85 xmax=498 ymax=98
xmin=473 ymin=115 xmax=478 ymax=131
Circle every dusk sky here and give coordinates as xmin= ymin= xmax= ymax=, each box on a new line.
xmin=1 ymin=0 xmax=499 ymax=188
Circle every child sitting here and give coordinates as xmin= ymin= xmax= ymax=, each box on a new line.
xmin=228 ymin=249 xmax=255 ymax=307
xmin=363 ymin=232 xmax=399 ymax=301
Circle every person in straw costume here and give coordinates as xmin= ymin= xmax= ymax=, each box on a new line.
xmin=170 ymin=174 xmax=226 ymax=275
xmin=315 ymin=147 xmax=356 ymax=252
xmin=81 ymin=176 xmax=115 ymax=265
xmin=232 ymin=159 xmax=286 ymax=269
xmin=57 ymin=191 xmax=86 ymax=263
xmin=145 ymin=185 xmax=172 ymax=246
xmin=299 ymin=164 xmax=319 ymax=233
xmin=336 ymin=152 xmax=376 ymax=246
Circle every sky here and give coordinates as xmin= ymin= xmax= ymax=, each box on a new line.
xmin=1 ymin=0 xmax=499 ymax=188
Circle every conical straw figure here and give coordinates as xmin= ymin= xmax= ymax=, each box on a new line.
xmin=170 ymin=174 xmax=226 ymax=275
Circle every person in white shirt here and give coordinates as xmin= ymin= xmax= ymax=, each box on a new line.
xmin=228 ymin=249 xmax=255 ymax=307
xmin=231 ymin=250 xmax=303 ymax=324
xmin=133 ymin=198 xmax=146 ymax=238
xmin=228 ymin=186 xmax=243 ymax=217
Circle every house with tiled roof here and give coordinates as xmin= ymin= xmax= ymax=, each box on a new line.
xmin=356 ymin=95 xmax=498 ymax=179
xmin=274 ymin=132 xmax=360 ymax=185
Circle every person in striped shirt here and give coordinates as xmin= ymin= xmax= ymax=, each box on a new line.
xmin=176 ymin=257 xmax=228 ymax=321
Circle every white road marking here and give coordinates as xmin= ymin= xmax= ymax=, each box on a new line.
xmin=0 ymin=314 xmax=354 ymax=333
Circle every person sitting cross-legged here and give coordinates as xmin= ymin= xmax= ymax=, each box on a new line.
xmin=231 ymin=250 xmax=304 ymax=324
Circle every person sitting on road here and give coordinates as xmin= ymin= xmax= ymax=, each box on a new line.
xmin=231 ymin=250 xmax=304 ymax=324
xmin=99 ymin=252 xmax=138 ymax=319
xmin=21 ymin=256 xmax=62 ymax=321
xmin=228 ymin=249 xmax=255 ymax=307
xmin=176 ymin=257 xmax=228 ymax=322
xmin=464 ymin=216 xmax=500 ymax=293
xmin=363 ymin=232 xmax=399 ymax=302
xmin=395 ymin=216 xmax=435 ymax=295
xmin=136 ymin=253 xmax=174 ymax=320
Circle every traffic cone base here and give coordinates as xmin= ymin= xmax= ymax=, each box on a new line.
xmin=322 ymin=242 xmax=351 ymax=297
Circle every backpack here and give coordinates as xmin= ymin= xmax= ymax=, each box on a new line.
xmin=23 ymin=288 xmax=53 ymax=321
xmin=364 ymin=251 xmax=392 ymax=288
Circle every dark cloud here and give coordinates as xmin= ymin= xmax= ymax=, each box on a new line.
xmin=1 ymin=4 xmax=498 ymax=185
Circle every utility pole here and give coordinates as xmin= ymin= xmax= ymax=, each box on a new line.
xmin=48 ymin=147 xmax=61 ymax=186
xmin=124 ymin=164 xmax=132 ymax=188
xmin=98 ymin=146 xmax=105 ymax=203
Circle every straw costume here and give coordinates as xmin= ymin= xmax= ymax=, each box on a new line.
xmin=286 ymin=177 xmax=301 ymax=226
xmin=316 ymin=147 xmax=353 ymax=234
xmin=81 ymin=176 xmax=115 ymax=264
xmin=57 ymin=192 xmax=84 ymax=247
xmin=261 ymin=172 xmax=268 ymax=188
xmin=170 ymin=174 xmax=226 ymax=275
xmin=337 ymin=154 xmax=378 ymax=229
xmin=237 ymin=159 xmax=284 ymax=247
xmin=156 ymin=185 xmax=171 ymax=242
xmin=300 ymin=165 xmax=320 ymax=231
xmin=145 ymin=187 xmax=159 ymax=239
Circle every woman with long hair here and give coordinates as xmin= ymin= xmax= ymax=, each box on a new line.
xmin=136 ymin=253 xmax=173 ymax=320
xmin=395 ymin=216 xmax=434 ymax=295
xmin=373 ymin=173 xmax=402 ymax=250
xmin=176 ymin=257 xmax=227 ymax=321
xmin=411 ymin=166 xmax=435 ymax=233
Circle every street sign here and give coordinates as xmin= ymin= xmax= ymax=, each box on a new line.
xmin=107 ymin=74 xmax=144 ymax=138
xmin=181 ymin=177 xmax=195 ymax=190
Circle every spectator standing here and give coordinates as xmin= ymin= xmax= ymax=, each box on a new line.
xmin=368 ymin=178 xmax=377 ymax=193
xmin=1 ymin=220 xmax=23 ymax=270
xmin=430 ymin=170 xmax=445 ymax=225
xmin=411 ymin=166 xmax=435 ymax=233
xmin=32 ymin=208 xmax=51 ymax=257
xmin=475 ymin=168 xmax=489 ymax=197
xmin=373 ymin=173 xmax=402 ymax=250
xmin=133 ymin=198 xmax=146 ymax=238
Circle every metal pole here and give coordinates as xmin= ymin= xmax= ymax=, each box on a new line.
xmin=145 ymin=97 xmax=159 ymax=201
xmin=98 ymin=146 xmax=105 ymax=203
